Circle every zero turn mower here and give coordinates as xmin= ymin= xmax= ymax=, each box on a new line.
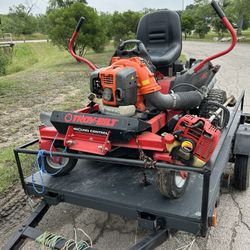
xmin=39 ymin=1 xmax=237 ymax=199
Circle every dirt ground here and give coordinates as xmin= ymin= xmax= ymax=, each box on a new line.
xmin=0 ymin=186 xmax=30 ymax=241
xmin=1 ymin=41 xmax=250 ymax=249
xmin=0 ymin=68 xmax=88 ymax=148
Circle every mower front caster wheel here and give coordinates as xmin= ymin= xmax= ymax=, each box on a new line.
xmin=156 ymin=170 xmax=190 ymax=199
xmin=43 ymin=148 xmax=78 ymax=177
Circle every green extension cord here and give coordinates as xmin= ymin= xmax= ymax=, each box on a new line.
xmin=35 ymin=231 xmax=89 ymax=250
xmin=36 ymin=232 xmax=65 ymax=249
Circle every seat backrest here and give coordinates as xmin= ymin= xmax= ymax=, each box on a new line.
xmin=136 ymin=10 xmax=182 ymax=68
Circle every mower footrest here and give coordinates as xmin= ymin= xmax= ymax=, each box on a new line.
xmin=64 ymin=126 xmax=111 ymax=155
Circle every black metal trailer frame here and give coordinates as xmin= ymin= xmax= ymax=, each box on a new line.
xmin=3 ymin=91 xmax=250 ymax=250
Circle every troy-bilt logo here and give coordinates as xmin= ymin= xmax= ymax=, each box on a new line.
xmin=64 ymin=113 xmax=119 ymax=127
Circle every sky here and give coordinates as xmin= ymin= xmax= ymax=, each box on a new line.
xmin=0 ymin=0 xmax=195 ymax=14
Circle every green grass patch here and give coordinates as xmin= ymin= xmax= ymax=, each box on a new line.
xmin=6 ymin=43 xmax=38 ymax=74
xmin=0 ymin=147 xmax=35 ymax=194
xmin=4 ymin=42 xmax=75 ymax=75
xmin=0 ymin=148 xmax=19 ymax=193
xmin=0 ymin=148 xmax=16 ymax=193
xmin=0 ymin=78 xmax=24 ymax=97
xmin=0 ymin=49 xmax=11 ymax=76
xmin=12 ymin=33 xmax=48 ymax=41
xmin=242 ymin=28 xmax=250 ymax=36
xmin=3 ymin=42 xmax=114 ymax=76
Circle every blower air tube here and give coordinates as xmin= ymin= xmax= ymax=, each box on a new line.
xmin=145 ymin=91 xmax=204 ymax=111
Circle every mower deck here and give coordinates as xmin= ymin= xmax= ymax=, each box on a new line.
xmin=4 ymin=92 xmax=250 ymax=250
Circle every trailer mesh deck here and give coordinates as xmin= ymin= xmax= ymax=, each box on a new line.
xmin=27 ymin=160 xmax=203 ymax=220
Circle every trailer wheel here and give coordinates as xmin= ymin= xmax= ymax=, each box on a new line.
xmin=199 ymin=89 xmax=227 ymax=125
xmin=234 ymin=154 xmax=250 ymax=191
xmin=156 ymin=170 xmax=190 ymax=199
xmin=43 ymin=148 xmax=78 ymax=177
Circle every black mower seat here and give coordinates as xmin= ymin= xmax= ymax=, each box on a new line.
xmin=136 ymin=10 xmax=182 ymax=69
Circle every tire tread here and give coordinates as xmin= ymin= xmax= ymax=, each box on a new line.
xmin=234 ymin=154 xmax=250 ymax=191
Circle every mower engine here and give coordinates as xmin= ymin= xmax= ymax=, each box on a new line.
xmin=166 ymin=115 xmax=221 ymax=167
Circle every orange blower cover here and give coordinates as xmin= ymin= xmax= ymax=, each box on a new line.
xmin=110 ymin=57 xmax=161 ymax=111
xmin=111 ymin=57 xmax=161 ymax=94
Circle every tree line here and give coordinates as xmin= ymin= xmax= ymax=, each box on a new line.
xmin=0 ymin=0 xmax=249 ymax=55
xmin=182 ymin=0 xmax=249 ymax=39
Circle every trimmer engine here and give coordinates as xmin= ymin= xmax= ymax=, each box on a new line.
xmin=166 ymin=115 xmax=221 ymax=167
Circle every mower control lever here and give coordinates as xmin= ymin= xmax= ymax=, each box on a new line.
xmin=68 ymin=17 xmax=97 ymax=71
xmin=211 ymin=0 xmax=225 ymax=19
xmin=75 ymin=17 xmax=85 ymax=32
xmin=193 ymin=1 xmax=237 ymax=73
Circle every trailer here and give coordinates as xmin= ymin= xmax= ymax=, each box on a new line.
xmin=2 ymin=91 xmax=250 ymax=250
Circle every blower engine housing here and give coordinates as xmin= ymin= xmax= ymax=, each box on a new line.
xmin=90 ymin=66 xmax=137 ymax=107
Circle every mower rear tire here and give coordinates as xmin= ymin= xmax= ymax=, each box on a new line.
xmin=199 ymin=89 xmax=227 ymax=125
xmin=234 ymin=154 xmax=250 ymax=191
xmin=156 ymin=170 xmax=190 ymax=199
xmin=43 ymin=148 xmax=78 ymax=177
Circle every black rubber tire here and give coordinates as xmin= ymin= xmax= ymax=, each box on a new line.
xmin=43 ymin=148 xmax=78 ymax=177
xmin=156 ymin=170 xmax=190 ymax=199
xmin=234 ymin=154 xmax=250 ymax=191
xmin=199 ymin=89 xmax=227 ymax=125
